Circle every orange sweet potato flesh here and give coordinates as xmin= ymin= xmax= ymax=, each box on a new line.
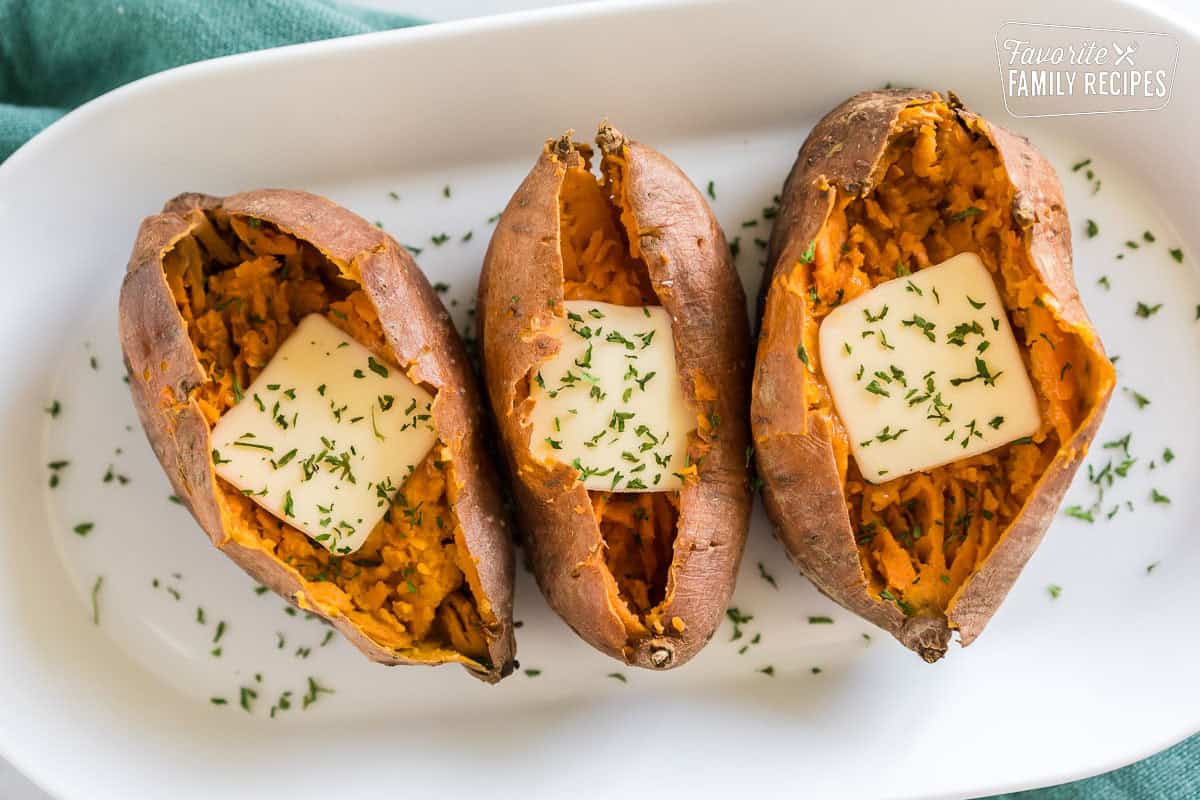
xmin=804 ymin=102 xmax=1105 ymax=613
xmin=158 ymin=206 xmax=487 ymax=662
xmin=558 ymin=154 xmax=683 ymax=623
xmin=480 ymin=127 xmax=751 ymax=668
xmin=753 ymin=91 xmax=1114 ymax=659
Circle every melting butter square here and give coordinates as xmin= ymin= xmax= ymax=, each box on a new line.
xmin=817 ymin=253 xmax=1040 ymax=484
xmin=210 ymin=313 xmax=437 ymax=554
xmin=528 ymin=300 xmax=694 ymax=492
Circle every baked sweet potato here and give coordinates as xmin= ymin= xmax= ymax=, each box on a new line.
xmin=479 ymin=124 xmax=752 ymax=669
xmin=752 ymin=90 xmax=1115 ymax=661
xmin=119 ymin=189 xmax=515 ymax=681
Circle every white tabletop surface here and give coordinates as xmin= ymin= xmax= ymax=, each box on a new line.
xmin=1 ymin=0 xmax=1194 ymax=797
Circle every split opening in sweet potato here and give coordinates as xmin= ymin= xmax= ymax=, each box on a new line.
xmin=557 ymin=144 xmax=680 ymax=627
xmin=160 ymin=208 xmax=492 ymax=664
xmin=794 ymin=101 xmax=1109 ymax=618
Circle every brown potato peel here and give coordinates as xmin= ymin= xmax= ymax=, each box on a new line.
xmin=119 ymin=189 xmax=515 ymax=681
xmin=479 ymin=124 xmax=753 ymax=669
xmin=752 ymin=90 xmax=1115 ymax=661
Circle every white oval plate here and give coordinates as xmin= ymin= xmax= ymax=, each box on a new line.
xmin=1 ymin=1 xmax=1197 ymax=798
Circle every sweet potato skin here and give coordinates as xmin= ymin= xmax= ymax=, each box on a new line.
xmin=119 ymin=189 xmax=515 ymax=682
xmin=479 ymin=127 xmax=752 ymax=669
xmin=752 ymin=90 xmax=1114 ymax=660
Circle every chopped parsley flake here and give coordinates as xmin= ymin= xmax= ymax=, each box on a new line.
xmin=91 ymin=576 xmax=103 ymax=625
xmin=901 ymin=313 xmax=935 ymax=342
xmin=1064 ymin=505 xmax=1095 ymax=523
xmin=300 ymin=677 xmax=334 ymax=709
xmin=1124 ymin=388 xmax=1151 ymax=409
xmin=367 ymin=356 xmax=389 ymax=377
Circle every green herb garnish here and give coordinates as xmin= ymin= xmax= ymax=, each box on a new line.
xmin=901 ymin=314 xmax=935 ymax=342
xmin=302 ymin=677 xmax=334 ymax=709
xmin=367 ymin=356 xmax=389 ymax=378
xmin=1125 ymin=388 xmax=1151 ymax=409
xmin=91 ymin=576 xmax=103 ymax=624
xmin=1064 ymin=506 xmax=1094 ymax=523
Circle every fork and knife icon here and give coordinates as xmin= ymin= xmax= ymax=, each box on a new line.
xmin=1112 ymin=41 xmax=1137 ymax=65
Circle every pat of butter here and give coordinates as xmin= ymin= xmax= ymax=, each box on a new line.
xmin=528 ymin=300 xmax=693 ymax=492
xmin=817 ymin=253 xmax=1040 ymax=484
xmin=210 ymin=313 xmax=437 ymax=554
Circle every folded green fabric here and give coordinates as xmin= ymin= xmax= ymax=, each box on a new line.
xmin=0 ymin=0 xmax=419 ymax=160
xmin=0 ymin=1 xmax=1195 ymax=797
xmin=987 ymin=735 xmax=1199 ymax=800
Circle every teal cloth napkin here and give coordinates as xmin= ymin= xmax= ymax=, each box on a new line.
xmin=0 ymin=0 xmax=419 ymax=159
xmin=0 ymin=1 xmax=1195 ymax=797
xmin=986 ymin=736 xmax=1199 ymax=799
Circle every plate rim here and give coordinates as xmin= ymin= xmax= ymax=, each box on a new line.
xmin=1 ymin=0 xmax=1198 ymax=797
